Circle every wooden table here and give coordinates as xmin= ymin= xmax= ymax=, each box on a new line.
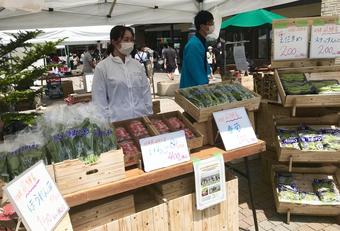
xmin=65 ymin=140 xmax=266 ymax=207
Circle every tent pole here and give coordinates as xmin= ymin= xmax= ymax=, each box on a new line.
xmin=107 ymin=0 xmax=117 ymax=18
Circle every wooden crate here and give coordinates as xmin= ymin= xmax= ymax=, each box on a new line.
xmin=146 ymin=111 xmax=204 ymax=150
xmin=182 ymin=112 xmax=216 ymax=145
xmin=274 ymin=66 xmax=340 ymax=109
xmin=50 ymin=148 xmax=125 ymax=195
xmin=271 ymin=164 xmax=340 ymax=216
xmin=274 ymin=113 xmax=340 ymax=163
xmin=70 ymin=194 xmax=135 ymax=231
xmin=113 ymin=117 xmax=158 ymax=167
xmin=253 ymin=72 xmax=278 ymax=102
xmin=175 ymin=83 xmax=261 ymax=123
xmin=55 ymin=213 xmax=73 ymax=231
xmin=151 ymin=173 xmax=195 ymax=203
xmin=89 ymin=171 xmax=238 ymax=231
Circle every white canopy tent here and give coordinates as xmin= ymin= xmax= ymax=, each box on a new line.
xmin=0 ymin=0 xmax=299 ymax=30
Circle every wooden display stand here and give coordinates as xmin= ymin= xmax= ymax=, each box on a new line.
xmin=269 ymin=16 xmax=340 ymax=224
xmin=273 ymin=113 xmax=340 ymax=168
xmin=87 ymin=171 xmax=239 ymax=231
xmin=271 ymin=165 xmax=340 ymax=224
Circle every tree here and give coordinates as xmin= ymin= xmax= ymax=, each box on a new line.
xmin=0 ymin=30 xmax=63 ymax=137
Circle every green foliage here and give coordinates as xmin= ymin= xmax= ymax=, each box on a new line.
xmin=0 ymin=30 xmax=63 ymax=115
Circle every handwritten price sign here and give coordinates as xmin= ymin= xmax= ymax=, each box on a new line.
xmin=273 ymin=26 xmax=309 ymax=60
xmin=140 ymin=130 xmax=190 ymax=172
xmin=310 ymin=24 xmax=340 ymax=58
xmin=213 ymin=107 xmax=257 ymax=150
xmin=4 ymin=161 xmax=69 ymax=231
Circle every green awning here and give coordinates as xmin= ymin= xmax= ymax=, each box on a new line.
xmin=221 ymin=9 xmax=285 ymax=29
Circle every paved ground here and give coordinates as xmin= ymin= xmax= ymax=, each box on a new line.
xmin=41 ymin=72 xmax=340 ymax=231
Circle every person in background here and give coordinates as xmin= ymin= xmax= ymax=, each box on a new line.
xmin=206 ymin=46 xmax=216 ymax=80
xmin=179 ymin=10 xmax=214 ymax=88
xmin=82 ymin=45 xmax=96 ymax=74
xmin=92 ymin=26 xmax=152 ymax=122
xmin=163 ymin=43 xmax=177 ymax=80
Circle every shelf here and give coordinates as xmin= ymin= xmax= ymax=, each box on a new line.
xmin=64 ymin=140 xmax=266 ymax=207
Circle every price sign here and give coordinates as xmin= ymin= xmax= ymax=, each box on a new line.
xmin=310 ymin=24 xmax=340 ymax=58
xmin=213 ymin=107 xmax=257 ymax=150
xmin=4 ymin=161 xmax=69 ymax=231
xmin=273 ymin=26 xmax=309 ymax=60
xmin=140 ymin=130 xmax=190 ymax=172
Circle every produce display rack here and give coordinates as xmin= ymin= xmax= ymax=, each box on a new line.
xmin=274 ymin=66 xmax=340 ymax=116
xmin=273 ymin=113 xmax=340 ymax=170
xmin=271 ymin=165 xmax=340 ymax=224
xmin=174 ymin=83 xmax=261 ymax=123
xmin=269 ymin=16 xmax=340 ymax=224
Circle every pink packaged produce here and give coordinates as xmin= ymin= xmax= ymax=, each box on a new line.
xmin=165 ymin=117 xmax=186 ymax=131
xmin=151 ymin=118 xmax=170 ymax=134
xmin=184 ymin=128 xmax=195 ymax=139
xmin=115 ymin=127 xmax=131 ymax=142
xmin=118 ymin=140 xmax=139 ymax=156
xmin=128 ymin=120 xmax=149 ymax=138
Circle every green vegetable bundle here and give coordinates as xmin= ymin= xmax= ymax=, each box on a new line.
xmin=320 ymin=128 xmax=340 ymax=151
xmin=312 ymin=179 xmax=340 ymax=203
xmin=310 ymin=80 xmax=339 ymax=94
xmin=0 ymin=151 xmax=8 ymax=182
xmin=277 ymin=128 xmax=301 ymax=149
xmin=179 ymin=83 xmax=256 ymax=108
xmin=298 ymin=126 xmax=324 ymax=151
xmin=7 ymin=143 xmax=47 ymax=180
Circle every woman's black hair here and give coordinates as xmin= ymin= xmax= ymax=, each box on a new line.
xmin=107 ymin=25 xmax=135 ymax=54
xmin=194 ymin=10 xmax=214 ymax=31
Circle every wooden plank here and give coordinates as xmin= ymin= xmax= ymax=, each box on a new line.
xmin=152 ymin=204 xmax=169 ymax=231
xmin=119 ymin=216 xmax=132 ymax=231
xmin=142 ymin=207 xmax=155 ymax=231
xmin=55 ymin=213 xmax=73 ymax=231
xmin=130 ymin=212 xmax=144 ymax=231
xmin=182 ymin=194 xmax=194 ymax=231
xmin=168 ymin=195 xmax=184 ymax=231
xmin=65 ymin=141 xmax=265 ymax=207
xmin=226 ymin=174 xmax=239 ymax=231
xmin=192 ymin=193 xmax=203 ymax=231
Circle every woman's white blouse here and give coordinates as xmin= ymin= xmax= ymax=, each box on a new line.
xmin=92 ymin=54 xmax=153 ymax=122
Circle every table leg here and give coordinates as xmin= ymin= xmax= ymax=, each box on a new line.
xmin=244 ymin=156 xmax=259 ymax=231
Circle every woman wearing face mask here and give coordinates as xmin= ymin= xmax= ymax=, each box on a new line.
xmin=179 ymin=10 xmax=214 ymax=88
xmin=92 ymin=26 xmax=153 ymax=122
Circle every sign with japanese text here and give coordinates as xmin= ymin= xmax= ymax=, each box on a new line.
xmin=193 ymin=154 xmax=226 ymax=210
xmin=4 ymin=161 xmax=68 ymax=231
xmin=213 ymin=107 xmax=257 ymax=150
xmin=310 ymin=24 xmax=340 ymax=58
xmin=273 ymin=26 xmax=309 ymax=60
xmin=140 ymin=130 xmax=190 ymax=172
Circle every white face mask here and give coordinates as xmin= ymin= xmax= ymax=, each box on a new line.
xmin=118 ymin=42 xmax=134 ymax=56
xmin=208 ymin=25 xmax=215 ymax=34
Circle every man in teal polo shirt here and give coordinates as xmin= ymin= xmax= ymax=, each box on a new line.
xmin=180 ymin=10 xmax=214 ymax=88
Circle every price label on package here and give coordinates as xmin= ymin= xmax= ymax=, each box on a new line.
xmin=4 ymin=161 xmax=69 ymax=231
xmin=140 ymin=130 xmax=190 ymax=172
xmin=213 ymin=107 xmax=257 ymax=150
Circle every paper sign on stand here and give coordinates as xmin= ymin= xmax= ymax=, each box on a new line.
xmin=213 ymin=107 xmax=257 ymax=150
xmin=4 ymin=161 xmax=69 ymax=231
xmin=140 ymin=130 xmax=190 ymax=172
xmin=310 ymin=23 xmax=340 ymax=58
xmin=193 ymin=154 xmax=226 ymax=210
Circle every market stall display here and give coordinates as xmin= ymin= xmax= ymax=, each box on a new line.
xmin=274 ymin=113 xmax=340 ymax=163
xmin=175 ymin=82 xmax=261 ymax=123
xmin=272 ymin=165 xmax=340 ymax=216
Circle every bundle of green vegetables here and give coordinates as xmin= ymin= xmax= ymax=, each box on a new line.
xmin=179 ymin=83 xmax=256 ymax=108
xmin=280 ymin=73 xmax=315 ymax=95
xmin=277 ymin=128 xmax=301 ymax=149
xmin=277 ymin=173 xmax=301 ymax=201
xmin=312 ymin=179 xmax=340 ymax=203
xmin=298 ymin=126 xmax=324 ymax=151
xmin=310 ymin=80 xmax=340 ymax=94
xmin=319 ymin=128 xmax=340 ymax=151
